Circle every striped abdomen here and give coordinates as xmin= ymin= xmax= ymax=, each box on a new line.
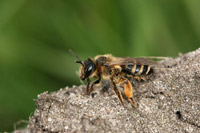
xmin=123 ymin=64 xmax=153 ymax=76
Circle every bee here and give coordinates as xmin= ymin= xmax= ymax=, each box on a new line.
xmin=69 ymin=50 xmax=157 ymax=108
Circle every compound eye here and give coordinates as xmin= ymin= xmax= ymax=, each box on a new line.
xmin=85 ymin=62 xmax=96 ymax=78
xmin=83 ymin=59 xmax=96 ymax=79
xmin=86 ymin=64 xmax=93 ymax=75
xmin=87 ymin=65 xmax=93 ymax=72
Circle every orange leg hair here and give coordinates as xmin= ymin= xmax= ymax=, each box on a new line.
xmin=123 ymin=80 xmax=137 ymax=108
xmin=111 ymin=75 xmax=137 ymax=108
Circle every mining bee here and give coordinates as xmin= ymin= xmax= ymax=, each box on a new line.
xmin=69 ymin=50 xmax=158 ymax=108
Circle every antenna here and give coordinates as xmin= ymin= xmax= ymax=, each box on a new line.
xmin=69 ymin=49 xmax=83 ymax=65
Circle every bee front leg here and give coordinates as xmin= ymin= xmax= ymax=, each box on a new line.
xmin=87 ymin=75 xmax=101 ymax=95
xmin=86 ymin=78 xmax=91 ymax=94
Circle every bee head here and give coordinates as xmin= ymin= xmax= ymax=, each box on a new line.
xmin=79 ymin=58 xmax=96 ymax=80
xmin=69 ymin=49 xmax=96 ymax=81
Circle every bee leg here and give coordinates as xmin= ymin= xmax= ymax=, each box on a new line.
xmin=87 ymin=75 xmax=101 ymax=95
xmin=86 ymin=78 xmax=91 ymax=94
xmin=110 ymin=77 xmax=124 ymax=106
xmin=123 ymin=80 xmax=137 ymax=108
xmin=141 ymin=76 xmax=146 ymax=81
xmin=134 ymin=76 xmax=141 ymax=81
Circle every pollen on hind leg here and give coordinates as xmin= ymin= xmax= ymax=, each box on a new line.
xmin=123 ymin=80 xmax=137 ymax=108
xmin=124 ymin=80 xmax=133 ymax=98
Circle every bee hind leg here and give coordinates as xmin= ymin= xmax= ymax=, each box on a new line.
xmin=123 ymin=80 xmax=137 ymax=108
xmin=110 ymin=77 xmax=124 ymax=106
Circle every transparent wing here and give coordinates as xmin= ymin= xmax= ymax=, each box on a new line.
xmin=108 ymin=57 xmax=158 ymax=67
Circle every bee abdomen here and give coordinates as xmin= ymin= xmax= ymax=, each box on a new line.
xmin=141 ymin=65 xmax=153 ymax=75
xmin=124 ymin=64 xmax=153 ymax=76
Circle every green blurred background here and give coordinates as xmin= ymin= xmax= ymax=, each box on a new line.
xmin=0 ymin=0 xmax=199 ymax=131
